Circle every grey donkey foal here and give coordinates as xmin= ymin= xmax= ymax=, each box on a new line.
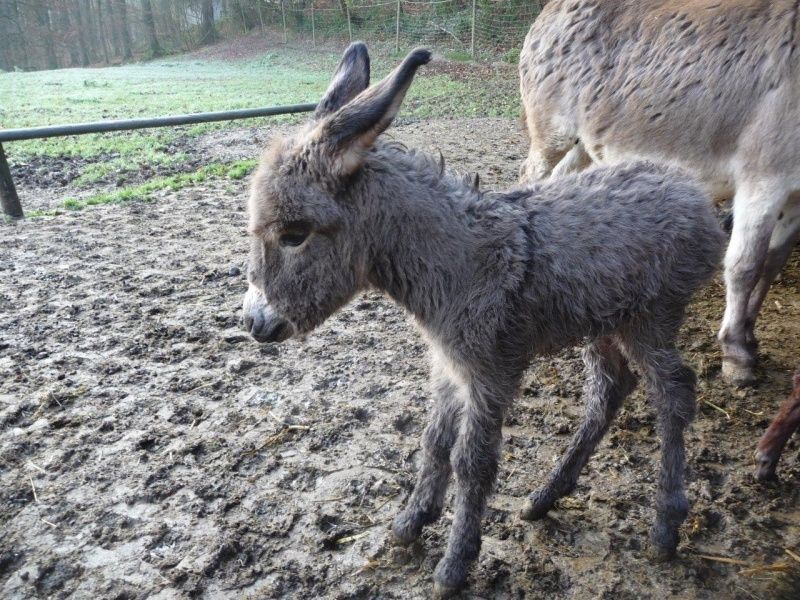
xmin=242 ymin=43 xmax=725 ymax=596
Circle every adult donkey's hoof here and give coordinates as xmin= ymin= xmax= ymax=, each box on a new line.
xmin=721 ymin=357 xmax=756 ymax=388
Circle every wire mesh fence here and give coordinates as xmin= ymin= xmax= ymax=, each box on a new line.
xmin=256 ymin=1 xmax=544 ymax=61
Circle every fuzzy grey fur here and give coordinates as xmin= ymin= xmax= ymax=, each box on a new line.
xmin=518 ymin=0 xmax=800 ymax=386
xmin=242 ymin=43 xmax=725 ymax=596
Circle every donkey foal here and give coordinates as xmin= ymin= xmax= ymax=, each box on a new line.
xmin=242 ymin=43 xmax=725 ymax=596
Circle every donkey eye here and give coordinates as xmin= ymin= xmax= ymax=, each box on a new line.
xmin=279 ymin=232 xmax=308 ymax=247
xmin=278 ymin=222 xmax=312 ymax=248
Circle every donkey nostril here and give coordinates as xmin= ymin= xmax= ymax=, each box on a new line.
xmin=263 ymin=319 xmax=287 ymax=342
xmin=244 ymin=308 xmax=266 ymax=337
xmin=250 ymin=311 xmax=266 ymax=336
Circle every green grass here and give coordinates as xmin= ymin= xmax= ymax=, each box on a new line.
xmin=1 ymin=44 xmax=521 ymax=216
xmin=444 ymin=50 xmax=473 ymax=62
xmin=502 ymin=48 xmax=521 ymax=65
xmin=0 ymin=53 xmax=333 ymax=160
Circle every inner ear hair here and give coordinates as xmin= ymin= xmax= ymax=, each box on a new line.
xmin=313 ymin=42 xmax=371 ymax=120
xmin=313 ymin=48 xmax=432 ymax=176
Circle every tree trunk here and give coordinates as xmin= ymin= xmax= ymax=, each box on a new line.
xmin=200 ymin=0 xmax=216 ymax=45
xmin=140 ymin=0 xmax=162 ymax=58
xmin=35 ymin=1 xmax=59 ymax=69
xmin=116 ymin=0 xmax=133 ymax=59
xmin=0 ymin=0 xmax=26 ymax=70
xmin=96 ymin=0 xmax=110 ymax=63
xmin=59 ymin=2 xmax=80 ymax=66
xmin=74 ymin=0 xmax=91 ymax=66
xmin=107 ymin=0 xmax=121 ymax=57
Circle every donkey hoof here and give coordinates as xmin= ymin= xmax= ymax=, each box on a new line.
xmin=432 ymin=581 xmax=462 ymax=599
xmin=753 ymin=450 xmax=778 ymax=482
xmin=391 ymin=512 xmax=423 ymax=546
xmin=520 ymin=494 xmax=554 ymax=521
xmin=649 ymin=544 xmax=677 ymax=563
xmin=721 ymin=358 xmax=756 ymax=388
xmin=433 ymin=557 xmax=468 ymax=598
xmin=648 ymin=530 xmax=679 ymax=563
xmin=390 ymin=528 xmax=417 ymax=547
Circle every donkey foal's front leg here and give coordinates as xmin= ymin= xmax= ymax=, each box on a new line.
xmin=393 ymin=375 xmax=462 ymax=545
xmin=433 ymin=388 xmax=505 ymax=597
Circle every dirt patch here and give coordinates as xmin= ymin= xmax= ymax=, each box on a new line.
xmin=182 ymin=32 xmax=286 ymax=63
xmin=424 ymin=58 xmax=516 ymax=83
xmin=1 ymin=118 xmax=799 ymax=600
xmin=9 ymin=135 xmax=205 ymax=192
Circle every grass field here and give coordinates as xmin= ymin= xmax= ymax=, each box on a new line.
xmin=0 ymin=44 xmax=518 ymax=216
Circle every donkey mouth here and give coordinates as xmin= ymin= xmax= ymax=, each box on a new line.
xmin=242 ymin=284 xmax=296 ymax=344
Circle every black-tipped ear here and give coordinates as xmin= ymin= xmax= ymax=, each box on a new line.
xmin=314 ymin=42 xmax=370 ymax=120
xmin=312 ymin=48 xmax=432 ymax=175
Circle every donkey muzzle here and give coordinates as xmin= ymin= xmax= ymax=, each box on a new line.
xmin=242 ymin=284 xmax=295 ymax=344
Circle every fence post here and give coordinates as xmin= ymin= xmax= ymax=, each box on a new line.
xmin=346 ymin=4 xmax=352 ymax=42
xmin=0 ymin=143 xmax=23 ymax=219
xmin=281 ymin=0 xmax=287 ymax=44
xmin=471 ymin=0 xmax=476 ymax=58
xmin=311 ymin=3 xmax=316 ymax=48
xmin=395 ymin=0 xmax=400 ymax=52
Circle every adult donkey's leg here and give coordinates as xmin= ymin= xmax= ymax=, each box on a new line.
xmin=393 ymin=368 xmax=464 ymax=544
xmin=719 ymin=180 xmax=788 ymax=386
xmin=550 ymin=141 xmax=593 ymax=179
xmin=521 ymin=336 xmax=636 ymax=520
xmin=743 ymin=200 xmax=800 ymax=350
xmin=518 ymin=103 xmax=577 ymax=182
xmin=433 ymin=378 xmax=510 ymax=597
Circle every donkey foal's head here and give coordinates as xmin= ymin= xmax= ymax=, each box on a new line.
xmin=243 ymin=43 xmax=431 ymax=343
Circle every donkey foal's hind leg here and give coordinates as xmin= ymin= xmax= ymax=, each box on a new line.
xmin=625 ymin=341 xmax=696 ymax=560
xmin=521 ymin=337 xmax=636 ymax=520
xmin=393 ymin=373 xmax=462 ymax=545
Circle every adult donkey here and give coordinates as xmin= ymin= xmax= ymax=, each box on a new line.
xmin=519 ymin=0 xmax=800 ymax=386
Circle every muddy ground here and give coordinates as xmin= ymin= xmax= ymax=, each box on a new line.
xmin=1 ymin=118 xmax=799 ymax=600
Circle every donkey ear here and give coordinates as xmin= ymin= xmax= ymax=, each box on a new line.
xmin=314 ymin=42 xmax=371 ymax=120
xmin=314 ymin=48 xmax=432 ymax=176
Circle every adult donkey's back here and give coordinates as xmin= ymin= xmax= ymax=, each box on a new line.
xmin=520 ymin=0 xmax=800 ymax=386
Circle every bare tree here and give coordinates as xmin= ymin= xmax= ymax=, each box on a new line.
xmin=34 ymin=0 xmax=59 ymax=69
xmin=0 ymin=0 xmax=28 ymax=70
xmin=72 ymin=0 xmax=90 ymax=65
xmin=140 ymin=0 xmax=162 ymax=57
xmin=115 ymin=0 xmax=133 ymax=59
xmin=200 ymin=0 xmax=216 ymax=45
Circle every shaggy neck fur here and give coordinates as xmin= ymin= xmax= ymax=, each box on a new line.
xmin=348 ymin=143 xmax=527 ymax=333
